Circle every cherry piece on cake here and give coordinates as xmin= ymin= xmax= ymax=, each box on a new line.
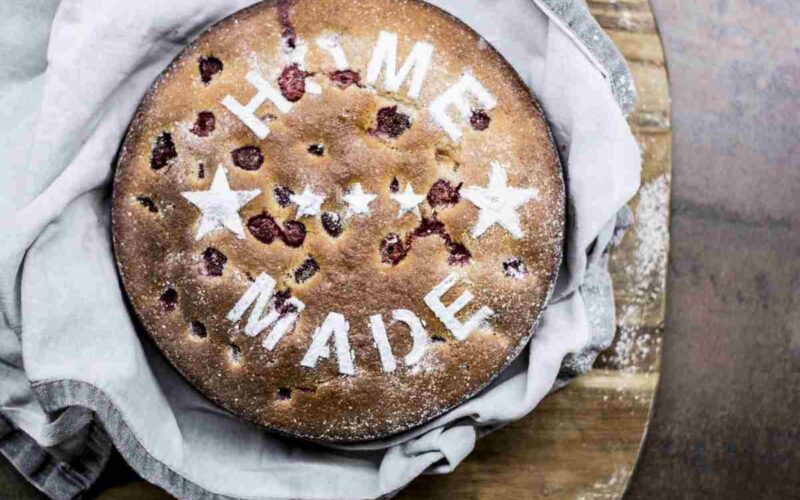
xmin=329 ymin=69 xmax=361 ymax=88
xmin=278 ymin=64 xmax=307 ymax=102
xmin=198 ymin=56 xmax=223 ymax=84
xmin=248 ymin=212 xmax=283 ymax=244
xmin=321 ymin=212 xmax=343 ymax=238
xmin=276 ymin=0 xmax=297 ymax=49
xmin=160 ymin=288 xmax=178 ymax=312
xmin=190 ymin=321 xmax=207 ymax=339
xmin=273 ymin=186 xmax=295 ymax=207
xmin=373 ymin=106 xmax=411 ymax=138
xmin=202 ymin=247 xmax=227 ymax=277
xmin=136 ymin=196 xmax=158 ymax=213
xmin=389 ymin=177 xmax=400 ymax=193
xmin=427 ymin=179 xmax=462 ymax=207
xmin=191 ymin=111 xmax=216 ymax=137
xmin=294 ymin=257 xmax=320 ymax=283
xmin=150 ymin=132 xmax=177 ymax=170
xmin=380 ymin=233 xmax=409 ymax=265
xmin=273 ymin=289 xmax=298 ymax=316
xmin=231 ymin=146 xmax=264 ymax=171
xmin=447 ymin=242 xmax=472 ymax=265
xmin=307 ymin=144 xmax=325 ymax=156
xmin=503 ymin=257 xmax=528 ymax=278
xmin=470 ymin=109 xmax=491 ymax=131
xmin=281 ymin=220 xmax=307 ymax=248
xmin=198 ymin=163 xmax=205 ymax=179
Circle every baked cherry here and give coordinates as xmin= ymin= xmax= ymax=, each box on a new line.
xmin=389 ymin=177 xmax=400 ymax=193
xmin=190 ymin=321 xmax=207 ymax=339
xmin=380 ymin=233 xmax=409 ymax=265
xmin=470 ymin=109 xmax=491 ymax=131
xmin=427 ymin=179 xmax=462 ymax=207
xmin=160 ymin=288 xmax=178 ymax=312
xmin=276 ymin=0 xmax=297 ymax=49
xmin=231 ymin=146 xmax=264 ymax=171
xmin=150 ymin=132 xmax=177 ymax=170
xmin=447 ymin=242 xmax=472 ymax=265
xmin=136 ymin=196 xmax=158 ymax=213
xmin=278 ymin=64 xmax=307 ymax=102
xmin=202 ymin=247 xmax=227 ymax=277
xmin=373 ymin=106 xmax=411 ymax=138
xmin=273 ymin=186 xmax=294 ymax=207
xmin=294 ymin=257 xmax=319 ymax=283
xmin=307 ymin=144 xmax=324 ymax=156
xmin=321 ymin=212 xmax=343 ymax=238
xmin=198 ymin=56 xmax=223 ymax=84
xmin=503 ymin=257 xmax=528 ymax=278
xmin=329 ymin=69 xmax=361 ymax=88
xmin=248 ymin=212 xmax=282 ymax=244
xmin=191 ymin=111 xmax=216 ymax=137
xmin=281 ymin=220 xmax=307 ymax=248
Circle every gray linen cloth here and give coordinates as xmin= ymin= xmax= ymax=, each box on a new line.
xmin=0 ymin=0 xmax=641 ymax=498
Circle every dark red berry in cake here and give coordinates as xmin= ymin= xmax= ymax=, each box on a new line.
xmin=150 ymin=132 xmax=177 ymax=170
xmin=190 ymin=111 xmax=216 ymax=137
xmin=248 ymin=212 xmax=282 ymax=244
xmin=410 ymin=216 xmax=447 ymax=241
xmin=389 ymin=177 xmax=400 ymax=193
xmin=198 ymin=163 xmax=205 ymax=179
xmin=202 ymin=247 xmax=227 ymax=277
xmin=321 ymin=212 xmax=343 ymax=238
xmin=294 ymin=257 xmax=319 ymax=283
xmin=136 ymin=196 xmax=158 ymax=213
xmin=431 ymin=334 xmax=446 ymax=343
xmin=281 ymin=220 xmax=306 ymax=248
xmin=503 ymin=257 xmax=528 ymax=278
xmin=427 ymin=179 xmax=462 ymax=207
xmin=447 ymin=242 xmax=472 ymax=265
xmin=198 ymin=56 xmax=223 ymax=84
xmin=190 ymin=321 xmax=207 ymax=339
xmin=273 ymin=186 xmax=294 ymax=207
xmin=329 ymin=69 xmax=361 ymax=88
xmin=277 ymin=387 xmax=292 ymax=400
xmin=160 ymin=288 xmax=178 ymax=312
xmin=231 ymin=146 xmax=264 ymax=171
xmin=229 ymin=344 xmax=242 ymax=364
xmin=373 ymin=106 xmax=411 ymax=138
xmin=278 ymin=64 xmax=307 ymax=102
xmin=307 ymin=144 xmax=324 ymax=156
xmin=380 ymin=233 xmax=409 ymax=265
xmin=276 ymin=0 xmax=297 ymax=49
xmin=273 ymin=289 xmax=298 ymax=315
xmin=470 ymin=109 xmax=491 ymax=131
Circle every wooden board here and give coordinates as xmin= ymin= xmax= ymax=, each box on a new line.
xmin=399 ymin=0 xmax=672 ymax=497
xmin=94 ymin=1 xmax=671 ymax=498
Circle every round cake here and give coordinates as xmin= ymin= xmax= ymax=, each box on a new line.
xmin=112 ymin=0 xmax=564 ymax=442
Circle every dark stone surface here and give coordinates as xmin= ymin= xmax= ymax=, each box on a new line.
xmin=627 ymin=0 xmax=800 ymax=498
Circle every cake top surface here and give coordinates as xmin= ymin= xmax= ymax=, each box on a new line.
xmin=112 ymin=0 xmax=564 ymax=442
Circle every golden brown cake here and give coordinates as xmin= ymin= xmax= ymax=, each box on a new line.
xmin=112 ymin=0 xmax=564 ymax=442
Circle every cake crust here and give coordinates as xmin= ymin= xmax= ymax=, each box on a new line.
xmin=112 ymin=0 xmax=564 ymax=442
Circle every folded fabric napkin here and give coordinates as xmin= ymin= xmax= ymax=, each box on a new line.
xmin=0 ymin=0 xmax=640 ymax=498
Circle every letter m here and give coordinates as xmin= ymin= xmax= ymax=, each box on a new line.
xmin=366 ymin=31 xmax=433 ymax=99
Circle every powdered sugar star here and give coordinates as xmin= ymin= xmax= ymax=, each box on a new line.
xmin=390 ymin=183 xmax=425 ymax=218
xmin=181 ymin=165 xmax=260 ymax=241
xmin=290 ymin=185 xmax=326 ymax=218
xmin=343 ymin=183 xmax=377 ymax=218
xmin=462 ymin=161 xmax=538 ymax=239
